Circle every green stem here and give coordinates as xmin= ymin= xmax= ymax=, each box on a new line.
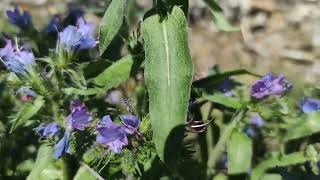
xmin=207 ymin=107 xmax=248 ymax=175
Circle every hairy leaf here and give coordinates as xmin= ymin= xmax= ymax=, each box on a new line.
xmin=74 ymin=166 xmax=96 ymax=180
xmin=63 ymin=87 xmax=104 ymax=95
xmin=285 ymin=112 xmax=320 ymax=141
xmin=203 ymin=92 xmax=242 ymax=109
xmin=227 ymin=130 xmax=252 ymax=174
xmin=27 ymin=144 xmax=53 ymax=180
xmin=99 ymin=0 xmax=127 ymax=55
xmin=10 ymin=96 xmax=45 ymax=132
xmin=251 ymin=151 xmax=313 ymax=180
xmin=143 ymin=6 xmax=193 ymax=163
xmin=93 ymin=54 xmax=143 ymax=87
xmin=261 ymin=174 xmax=282 ymax=180
xmin=193 ymin=69 xmax=260 ymax=88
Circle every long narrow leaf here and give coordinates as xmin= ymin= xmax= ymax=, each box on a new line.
xmin=143 ymin=6 xmax=193 ymax=163
xmin=193 ymin=69 xmax=260 ymax=88
xmin=99 ymin=0 xmax=127 ymax=55
xmin=10 ymin=96 xmax=45 ymax=132
xmin=27 ymin=144 xmax=53 ymax=180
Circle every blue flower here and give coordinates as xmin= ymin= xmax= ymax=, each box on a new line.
xmin=245 ymin=127 xmax=256 ymax=137
xmin=44 ymin=16 xmax=62 ymax=34
xmin=6 ymin=6 xmax=32 ymax=29
xmin=58 ymin=17 xmax=96 ymax=52
xmin=17 ymin=86 xmax=37 ymax=102
xmin=53 ymin=131 xmax=71 ymax=159
xmin=218 ymin=78 xmax=234 ymax=97
xmin=64 ymin=9 xmax=85 ymax=26
xmin=67 ymin=100 xmax=92 ymax=131
xmin=96 ymin=116 xmax=129 ymax=154
xmin=34 ymin=122 xmax=61 ymax=138
xmin=250 ymin=113 xmax=264 ymax=127
xmin=300 ymin=98 xmax=320 ymax=113
xmin=0 ymin=39 xmax=35 ymax=76
xmin=121 ymin=115 xmax=140 ymax=134
xmin=251 ymin=73 xmax=292 ymax=99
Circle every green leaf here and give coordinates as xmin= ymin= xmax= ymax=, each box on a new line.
xmin=93 ymin=54 xmax=143 ymax=88
xmin=203 ymin=92 xmax=242 ymax=109
xmin=27 ymin=144 xmax=53 ymax=180
xmin=261 ymin=174 xmax=282 ymax=180
xmin=285 ymin=112 xmax=320 ymax=141
xmin=203 ymin=0 xmax=239 ymax=31
xmin=143 ymin=6 xmax=193 ymax=163
xmin=99 ymin=0 xmax=127 ymax=55
xmin=251 ymin=151 xmax=313 ymax=180
xmin=73 ymin=166 xmax=96 ymax=180
xmin=10 ymin=96 xmax=45 ymax=132
xmin=83 ymin=59 xmax=112 ymax=79
xmin=193 ymin=69 xmax=260 ymax=88
xmin=227 ymin=130 xmax=252 ymax=174
xmin=63 ymin=87 xmax=104 ymax=95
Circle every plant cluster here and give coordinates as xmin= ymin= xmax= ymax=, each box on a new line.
xmin=1 ymin=1 xmax=320 ymax=180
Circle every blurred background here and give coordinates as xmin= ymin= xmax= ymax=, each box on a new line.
xmin=2 ymin=0 xmax=320 ymax=84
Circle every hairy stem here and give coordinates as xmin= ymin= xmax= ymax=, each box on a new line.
xmin=207 ymin=107 xmax=248 ymax=176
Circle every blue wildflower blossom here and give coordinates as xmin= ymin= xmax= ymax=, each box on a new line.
xmin=251 ymin=73 xmax=292 ymax=99
xmin=300 ymin=98 xmax=320 ymax=113
xmin=53 ymin=131 xmax=71 ymax=159
xmin=121 ymin=115 xmax=140 ymax=134
xmin=6 ymin=6 xmax=32 ymax=29
xmin=44 ymin=16 xmax=62 ymax=34
xmin=67 ymin=100 xmax=92 ymax=131
xmin=64 ymin=9 xmax=84 ymax=26
xmin=34 ymin=122 xmax=61 ymax=138
xmin=250 ymin=113 xmax=264 ymax=127
xmin=245 ymin=127 xmax=256 ymax=137
xmin=58 ymin=17 xmax=96 ymax=52
xmin=218 ymin=77 xmax=234 ymax=97
xmin=0 ymin=39 xmax=35 ymax=76
xmin=96 ymin=116 xmax=129 ymax=154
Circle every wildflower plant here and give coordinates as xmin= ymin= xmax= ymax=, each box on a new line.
xmin=1 ymin=1 xmax=320 ymax=180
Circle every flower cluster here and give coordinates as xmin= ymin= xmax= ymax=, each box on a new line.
xmin=6 ymin=6 xmax=32 ymax=29
xmin=34 ymin=99 xmax=141 ymax=159
xmin=96 ymin=115 xmax=140 ymax=154
xmin=0 ymin=39 xmax=35 ymax=76
xmin=251 ymin=73 xmax=292 ymax=99
xmin=58 ymin=17 xmax=96 ymax=52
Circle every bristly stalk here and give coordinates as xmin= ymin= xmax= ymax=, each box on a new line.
xmin=207 ymin=107 xmax=248 ymax=176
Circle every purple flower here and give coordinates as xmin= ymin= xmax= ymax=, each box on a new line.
xmin=44 ymin=16 xmax=62 ymax=34
xmin=58 ymin=17 xmax=96 ymax=52
xmin=67 ymin=100 xmax=92 ymax=131
xmin=300 ymin=98 xmax=320 ymax=113
xmin=53 ymin=131 xmax=71 ymax=159
xmin=0 ymin=39 xmax=35 ymax=75
xmin=6 ymin=6 xmax=32 ymax=29
xmin=250 ymin=113 xmax=264 ymax=127
xmin=64 ymin=9 xmax=85 ymax=26
xmin=121 ymin=115 xmax=140 ymax=134
xmin=34 ymin=122 xmax=61 ymax=138
xmin=218 ymin=78 xmax=234 ymax=97
xmin=251 ymin=73 xmax=292 ymax=99
xmin=96 ymin=116 xmax=128 ymax=154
